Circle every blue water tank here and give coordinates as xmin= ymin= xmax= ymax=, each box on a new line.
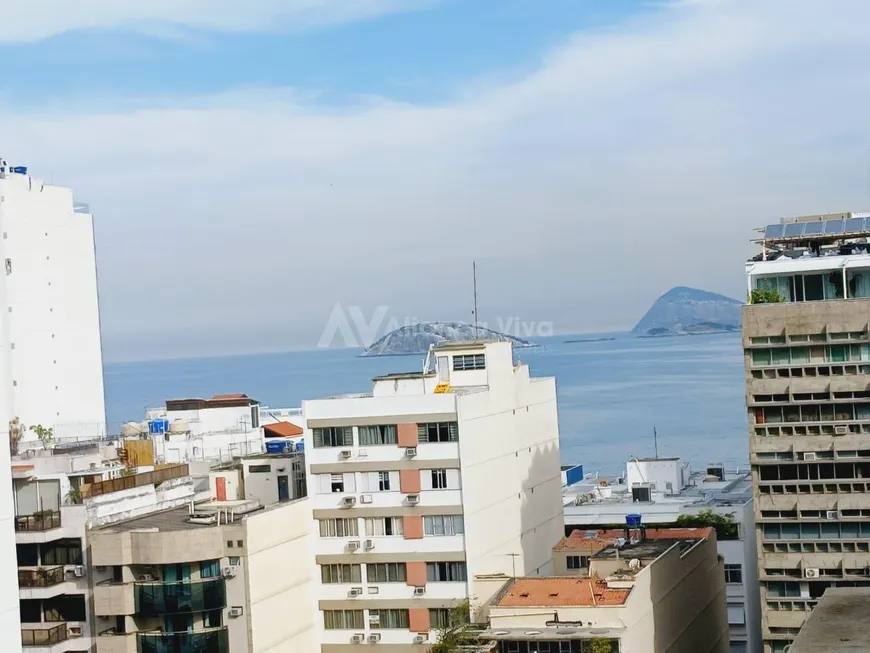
xmin=564 ymin=464 xmax=584 ymax=486
xmin=10 ymin=166 xmax=27 ymax=175
xmin=266 ymin=440 xmax=286 ymax=454
xmin=295 ymin=440 xmax=304 ymax=452
xmin=626 ymin=513 xmax=643 ymax=528
xmin=148 ymin=419 xmax=169 ymax=434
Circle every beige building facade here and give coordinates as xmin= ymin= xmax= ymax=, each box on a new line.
xmin=745 ymin=211 xmax=870 ymax=653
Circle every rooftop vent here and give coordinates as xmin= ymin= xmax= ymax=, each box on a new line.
xmin=706 ymin=464 xmax=725 ymax=482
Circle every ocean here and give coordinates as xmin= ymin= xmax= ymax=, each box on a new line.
xmin=103 ymin=332 xmax=748 ymax=476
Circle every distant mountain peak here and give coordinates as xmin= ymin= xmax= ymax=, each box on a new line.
xmin=632 ymin=286 xmax=742 ymax=336
xmin=361 ymin=321 xmax=532 ymax=357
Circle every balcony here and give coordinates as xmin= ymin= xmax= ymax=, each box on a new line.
xmin=137 ymin=627 xmax=230 ymax=653
xmin=15 ymin=512 xmax=61 ymax=532
xmin=18 ymin=566 xmax=65 ymax=588
xmin=135 ymin=578 xmax=226 ymax=615
xmin=21 ymin=623 xmax=68 ymax=647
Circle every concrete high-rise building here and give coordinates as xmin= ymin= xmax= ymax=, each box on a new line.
xmin=744 ymin=211 xmax=870 ymax=653
xmin=0 ymin=161 xmax=106 ymax=441
xmin=302 ymin=340 xmax=564 ymax=651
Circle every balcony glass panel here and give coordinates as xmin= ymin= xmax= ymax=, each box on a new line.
xmin=135 ymin=578 xmax=226 ymax=615
xmin=18 ymin=566 xmax=65 ymax=588
xmin=21 ymin=623 xmax=68 ymax=647
xmin=137 ymin=627 xmax=229 ymax=653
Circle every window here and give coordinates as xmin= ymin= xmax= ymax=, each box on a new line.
xmin=429 ymin=608 xmax=450 ymax=629
xmin=453 ymin=354 xmax=485 ymax=371
xmin=323 ymin=610 xmax=364 ymax=629
xmin=566 ymin=555 xmax=588 ymax=570
xmin=367 ymin=563 xmax=406 ymax=583
xmin=229 ymin=557 xmax=240 ymax=566
xmin=237 ymin=540 xmax=243 ymax=548
xmin=418 ymin=422 xmax=458 ymax=443
xmin=4 ymin=259 xmax=10 ymax=275
xmin=321 ymin=564 xmax=362 ymax=584
xmin=313 ymin=426 xmax=353 ymax=448
xmin=426 ymin=562 xmax=467 ymax=582
xmin=369 ymin=609 xmax=409 ymax=629
xmin=365 ymin=517 xmax=404 ymax=536
xmin=358 ymin=425 xmax=397 ymax=446
xmin=227 ymin=541 xmax=234 ymax=548
xmin=200 ymin=560 xmax=220 ymax=578
xmin=203 ymin=610 xmax=222 ymax=628
xmin=378 ymin=472 xmax=391 ymax=492
xmin=430 ymin=469 xmax=448 ymax=489
xmin=423 ymin=515 xmax=464 ymax=536
xmin=41 ymin=539 xmax=83 ymax=566
xmin=331 ymin=474 xmax=345 ymax=493
xmin=248 ymin=465 xmax=271 ymax=473
xmin=320 ymin=518 xmax=358 ymax=538
xmin=725 ymin=564 xmax=743 ymax=584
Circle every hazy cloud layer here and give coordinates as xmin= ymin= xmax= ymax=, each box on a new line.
xmin=2 ymin=0 xmax=870 ymax=360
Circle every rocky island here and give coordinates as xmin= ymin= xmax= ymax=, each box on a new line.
xmin=361 ymin=322 xmax=533 ymax=357
xmin=632 ymin=286 xmax=742 ymax=337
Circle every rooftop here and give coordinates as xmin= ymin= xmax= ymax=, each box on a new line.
xmin=165 ymin=393 xmax=258 ymax=411
xmin=263 ymin=421 xmax=303 ymax=437
xmin=493 ymin=577 xmax=631 ymax=608
xmin=554 ymin=527 xmax=714 ymax=556
xmin=432 ymin=339 xmax=498 ymax=351
xmin=750 ymin=211 xmax=870 ymax=266
xmin=787 ymin=587 xmax=870 ymax=653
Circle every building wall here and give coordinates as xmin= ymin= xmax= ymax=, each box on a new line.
xmin=245 ymin=499 xmax=317 ymax=652
xmin=0 ymin=172 xmax=105 ymax=440
xmin=0 ymin=337 xmax=21 ymax=652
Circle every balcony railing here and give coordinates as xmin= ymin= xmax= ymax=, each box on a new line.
xmin=82 ymin=464 xmax=188 ymax=499
xmin=15 ymin=512 xmax=61 ymax=532
xmin=21 ymin=623 xmax=68 ymax=647
xmin=135 ymin=578 xmax=226 ymax=615
xmin=18 ymin=566 xmax=66 ymax=588
xmin=137 ymin=627 xmax=229 ymax=653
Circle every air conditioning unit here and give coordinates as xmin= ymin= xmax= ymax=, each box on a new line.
xmin=406 ymin=494 xmax=420 ymax=505
xmin=228 ymin=606 xmax=244 ymax=618
xmin=413 ymin=586 xmax=426 ymax=596
xmin=835 ymin=426 xmax=849 ymax=435
xmin=73 ymin=565 xmax=84 ymax=578
xmin=222 ymin=567 xmax=236 ymax=578
xmin=339 ymin=450 xmax=352 ymax=459
xmin=342 ymin=496 xmax=357 ymax=508
xmin=413 ymin=635 xmax=428 ymax=644
xmin=360 ymin=494 xmax=373 ymax=504
xmin=68 ymin=625 xmax=83 ymax=637
xmin=369 ymin=634 xmax=382 ymax=643
xmin=351 ymin=634 xmax=365 ymax=644
xmin=803 ymin=452 xmax=817 ymax=461
xmin=826 ymin=510 xmax=838 ymax=520
xmin=364 ymin=539 xmax=375 ymax=550
xmin=805 ymin=568 xmax=820 ymax=579
xmin=357 ymin=449 xmax=368 ymax=458
xmin=347 ymin=540 xmax=361 ymax=551
xmin=349 ymin=587 xmax=362 ymax=597
xmin=404 ymin=447 xmax=417 ymax=457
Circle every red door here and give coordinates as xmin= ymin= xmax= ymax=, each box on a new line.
xmin=215 ymin=477 xmax=227 ymax=501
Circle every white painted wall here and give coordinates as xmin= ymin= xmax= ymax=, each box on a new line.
xmin=0 ymin=325 xmax=21 ymax=652
xmin=0 ymin=170 xmax=106 ymax=441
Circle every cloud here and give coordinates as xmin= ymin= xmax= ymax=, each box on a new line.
xmin=2 ymin=0 xmax=870 ymax=360
xmin=0 ymin=0 xmax=436 ymax=43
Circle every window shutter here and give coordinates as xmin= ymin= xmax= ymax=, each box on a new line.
xmin=344 ymin=473 xmax=356 ymax=493
xmin=447 ymin=469 xmax=461 ymax=489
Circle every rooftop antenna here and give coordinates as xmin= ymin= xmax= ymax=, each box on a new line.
xmin=472 ymin=261 xmax=479 ymax=339
xmin=653 ymin=426 xmax=659 ymax=460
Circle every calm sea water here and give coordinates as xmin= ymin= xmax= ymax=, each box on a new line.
xmin=104 ymin=332 xmax=748 ymax=476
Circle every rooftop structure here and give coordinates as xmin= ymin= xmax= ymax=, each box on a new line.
xmin=481 ymin=526 xmax=728 ymax=653
xmin=743 ymin=210 xmax=870 ymax=653
xmin=787 ymin=587 xmax=870 ymax=653
xmin=562 ymin=457 xmax=759 ymax=653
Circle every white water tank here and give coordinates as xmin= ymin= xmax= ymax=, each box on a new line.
xmin=121 ymin=421 xmax=147 ymax=437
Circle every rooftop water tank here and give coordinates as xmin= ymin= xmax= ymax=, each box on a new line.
xmin=626 ymin=513 xmax=643 ymax=528
xmin=294 ymin=440 xmax=304 ymax=452
xmin=121 ymin=421 xmax=146 ymax=437
xmin=148 ymin=419 xmax=169 ymax=435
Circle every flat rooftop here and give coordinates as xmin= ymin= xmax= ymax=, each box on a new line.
xmin=493 ymin=577 xmax=630 ymax=608
xmin=788 ymin=587 xmax=870 ymax=653
xmin=554 ymin=527 xmax=713 ymax=557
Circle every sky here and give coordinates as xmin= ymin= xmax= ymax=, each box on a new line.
xmin=2 ymin=0 xmax=870 ymax=361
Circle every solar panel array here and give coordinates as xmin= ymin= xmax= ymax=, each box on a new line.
xmin=764 ymin=216 xmax=870 ymax=240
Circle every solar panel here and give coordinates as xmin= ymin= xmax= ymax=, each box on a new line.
xmin=803 ymin=222 xmax=824 ymax=236
xmin=783 ymin=222 xmax=805 ymax=237
xmin=845 ymin=217 xmax=866 ymax=232
xmin=764 ymin=224 xmax=784 ymax=239
xmin=824 ymin=219 xmax=845 ymax=234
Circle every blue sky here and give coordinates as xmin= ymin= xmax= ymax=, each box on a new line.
xmin=2 ymin=0 xmax=870 ymax=361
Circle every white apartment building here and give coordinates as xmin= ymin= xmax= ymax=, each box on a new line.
xmin=0 ymin=161 xmax=106 ymax=441
xmin=302 ymin=340 xmax=565 ymax=651
xmin=0 ymin=325 xmax=20 ymax=652
xmin=562 ymin=457 xmax=760 ymax=653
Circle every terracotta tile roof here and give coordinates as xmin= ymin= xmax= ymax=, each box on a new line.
xmin=264 ymin=421 xmax=303 ymax=437
xmin=212 ymin=393 xmax=248 ymax=400
xmin=554 ymin=527 xmax=713 ymax=553
xmin=495 ymin=577 xmax=631 ymax=607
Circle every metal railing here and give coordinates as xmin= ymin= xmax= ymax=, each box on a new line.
xmin=15 ymin=512 xmax=61 ymax=532
xmin=82 ymin=464 xmax=188 ymax=498
xmin=137 ymin=627 xmax=229 ymax=653
xmin=21 ymin=623 xmax=68 ymax=646
xmin=18 ymin=566 xmax=65 ymax=587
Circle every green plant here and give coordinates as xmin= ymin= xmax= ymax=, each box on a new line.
xmin=749 ymin=288 xmax=785 ymax=304
xmin=430 ymin=600 xmax=476 ymax=653
xmin=589 ymin=639 xmax=614 ymax=653
xmin=32 ymin=509 xmax=56 ymax=517
xmin=675 ymin=509 xmax=738 ymax=540
xmin=29 ymin=424 xmax=53 ymax=448
xmin=66 ymin=487 xmax=82 ymax=505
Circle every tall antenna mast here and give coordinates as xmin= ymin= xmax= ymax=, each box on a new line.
xmin=653 ymin=426 xmax=659 ymax=459
xmin=472 ymin=261 xmax=479 ymax=339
